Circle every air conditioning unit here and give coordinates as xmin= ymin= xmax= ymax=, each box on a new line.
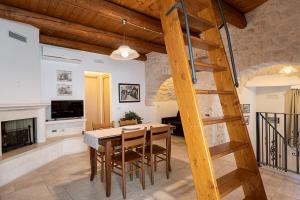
xmin=41 ymin=45 xmax=82 ymax=64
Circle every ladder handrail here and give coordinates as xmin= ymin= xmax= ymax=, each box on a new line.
xmin=166 ymin=0 xmax=197 ymax=84
xmin=216 ymin=0 xmax=239 ymax=87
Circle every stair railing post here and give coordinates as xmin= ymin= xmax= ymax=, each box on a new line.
xmin=284 ymin=114 xmax=288 ymax=172
xmin=256 ymin=112 xmax=261 ymax=166
xmin=274 ymin=113 xmax=278 ymax=168
xmin=265 ymin=113 xmax=269 ymax=165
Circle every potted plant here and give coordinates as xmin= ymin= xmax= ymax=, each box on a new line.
xmin=121 ymin=111 xmax=143 ymax=124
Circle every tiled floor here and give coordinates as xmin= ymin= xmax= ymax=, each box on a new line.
xmin=0 ymin=136 xmax=300 ymax=200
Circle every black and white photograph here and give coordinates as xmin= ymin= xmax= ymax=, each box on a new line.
xmin=57 ymin=70 xmax=72 ymax=82
xmin=119 ymin=83 xmax=140 ymax=103
xmin=57 ymin=84 xmax=72 ymax=96
xmin=242 ymin=104 xmax=250 ymax=113
xmin=244 ymin=115 xmax=250 ymax=125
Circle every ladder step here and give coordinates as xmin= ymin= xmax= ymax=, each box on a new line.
xmin=194 ymin=61 xmax=227 ymax=72
xmin=178 ymin=10 xmax=214 ymax=34
xmin=195 ymin=89 xmax=233 ymax=95
xmin=184 ymin=35 xmax=219 ymax=50
xmin=210 ymin=141 xmax=249 ymax=160
xmin=217 ymin=168 xmax=256 ymax=198
xmin=202 ymin=116 xmax=241 ymax=125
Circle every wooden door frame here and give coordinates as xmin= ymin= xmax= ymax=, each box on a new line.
xmin=85 ymin=73 xmax=101 ymax=128
xmin=102 ymin=74 xmax=111 ymax=123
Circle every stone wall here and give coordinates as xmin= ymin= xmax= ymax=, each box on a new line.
xmin=145 ymin=52 xmax=227 ymax=146
xmin=222 ymin=0 xmax=300 ymax=72
xmin=147 ymin=0 xmax=300 ymax=104
xmin=144 ymin=0 xmax=300 ymax=145
xmin=145 ymin=52 xmax=170 ymax=105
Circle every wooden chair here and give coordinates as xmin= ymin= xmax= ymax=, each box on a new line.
xmin=137 ymin=125 xmax=171 ymax=185
xmin=112 ymin=128 xmax=146 ymax=199
xmin=92 ymin=122 xmax=114 ymax=130
xmin=119 ymin=119 xmax=138 ymax=127
xmin=92 ymin=122 xmax=114 ymax=182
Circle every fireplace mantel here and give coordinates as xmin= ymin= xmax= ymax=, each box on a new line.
xmin=0 ymin=103 xmax=49 ymax=111
xmin=0 ymin=104 xmax=47 ymax=156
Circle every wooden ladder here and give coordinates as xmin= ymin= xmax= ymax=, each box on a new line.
xmin=160 ymin=0 xmax=267 ymax=199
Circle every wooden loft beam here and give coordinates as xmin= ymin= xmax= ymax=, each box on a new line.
xmin=0 ymin=4 xmax=166 ymax=54
xmin=185 ymin=0 xmax=246 ymax=28
xmin=63 ymin=0 xmax=162 ymax=33
xmin=40 ymin=35 xmax=147 ymax=61
xmin=212 ymin=0 xmax=247 ymax=29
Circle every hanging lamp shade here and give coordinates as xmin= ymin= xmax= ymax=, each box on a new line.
xmin=110 ymin=45 xmax=140 ymax=60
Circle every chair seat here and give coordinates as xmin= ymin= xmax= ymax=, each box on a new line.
xmin=137 ymin=144 xmax=166 ymax=155
xmin=113 ymin=150 xmax=142 ymax=163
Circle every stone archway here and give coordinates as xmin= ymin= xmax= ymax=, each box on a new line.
xmin=145 ymin=52 xmax=171 ymax=106
xmin=238 ymin=63 xmax=300 ymax=89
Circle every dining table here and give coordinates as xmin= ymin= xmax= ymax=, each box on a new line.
xmin=83 ymin=123 xmax=174 ymax=197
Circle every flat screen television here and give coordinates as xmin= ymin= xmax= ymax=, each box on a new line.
xmin=51 ymin=100 xmax=84 ymax=119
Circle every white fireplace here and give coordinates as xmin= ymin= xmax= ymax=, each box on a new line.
xmin=0 ymin=104 xmax=48 ymax=156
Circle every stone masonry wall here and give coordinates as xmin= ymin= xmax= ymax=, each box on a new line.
xmin=222 ymin=0 xmax=300 ymax=72
xmin=144 ymin=0 xmax=299 ymax=145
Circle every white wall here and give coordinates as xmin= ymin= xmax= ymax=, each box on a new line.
xmin=0 ymin=18 xmax=180 ymax=129
xmin=149 ymin=101 xmax=179 ymax=123
xmin=238 ymin=87 xmax=257 ymax=147
xmin=256 ymin=86 xmax=289 ymax=113
xmin=238 ymin=83 xmax=291 ymax=151
xmin=0 ymin=18 xmax=41 ymax=104
xmin=41 ymin=45 xmax=174 ymax=124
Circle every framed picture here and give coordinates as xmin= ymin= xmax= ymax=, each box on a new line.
xmin=242 ymin=104 xmax=250 ymax=113
xmin=57 ymin=70 xmax=72 ymax=82
xmin=119 ymin=83 xmax=140 ymax=103
xmin=57 ymin=84 xmax=72 ymax=96
xmin=244 ymin=115 xmax=250 ymax=125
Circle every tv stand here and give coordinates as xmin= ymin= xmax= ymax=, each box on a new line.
xmin=45 ymin=118 xmax=86 ymax=138
xmin=47 ymin=117 xmax=84 ymax=122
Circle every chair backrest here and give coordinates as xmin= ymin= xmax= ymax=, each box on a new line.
xmin=122 ymin=128 xmax=146 ymax=149
xmin=119 ymin=119 xmax=138 ymax=127
xmin=92 ymin=121 xmax=114 ymax=130
xmin=150 ymin=125 xmax=170 ymax=142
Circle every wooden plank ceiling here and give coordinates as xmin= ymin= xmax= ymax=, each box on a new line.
xmin=0 ymin=0 xmax=267 ymax=60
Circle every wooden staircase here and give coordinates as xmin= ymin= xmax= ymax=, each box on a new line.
xmin=160 ymin=0 xmax=267 ymax=199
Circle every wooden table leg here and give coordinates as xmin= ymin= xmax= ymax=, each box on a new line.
xmin=105 ymin=140 xmax=112 ymax=197
xmin=90 ymin=147 xmax=97 ymax=181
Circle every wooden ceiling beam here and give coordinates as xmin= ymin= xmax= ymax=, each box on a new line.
xmin=0 ymin=4 xmax=166 ymax=54
xmin=212 ymin=0 xmax=247 ymax=29
xmin=223 ymin=0 xmax=268 ymax=13
xmin=107 ymin=0 xmax=246 ymax=29
xmin=40 ymin=35 xmax=147 ymax=61
xmin=63 ymin=0 xmax=162 ymax=33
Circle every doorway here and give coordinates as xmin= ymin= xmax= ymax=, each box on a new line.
xmin=85 ymin=72 xmax=111 ymax=131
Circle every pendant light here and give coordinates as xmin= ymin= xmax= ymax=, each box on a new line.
xmin=279 ymin=65 xmax=298 ymax=74
xmin=110 ymin=19 xmax=140 ymax=60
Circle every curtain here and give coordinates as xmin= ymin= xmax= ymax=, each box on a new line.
xmin=285 ymin=89 xmax=300 ymax=146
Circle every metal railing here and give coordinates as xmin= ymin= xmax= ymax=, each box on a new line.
xmin=256 ymin=112 xmax=300 ymax=174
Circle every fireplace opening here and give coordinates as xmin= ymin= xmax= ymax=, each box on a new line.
xmin=1 ymin=118 xmax=37 ymax=153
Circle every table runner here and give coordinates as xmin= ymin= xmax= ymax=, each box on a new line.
xmin=84 ymin=123 xmax=169 ymax=149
